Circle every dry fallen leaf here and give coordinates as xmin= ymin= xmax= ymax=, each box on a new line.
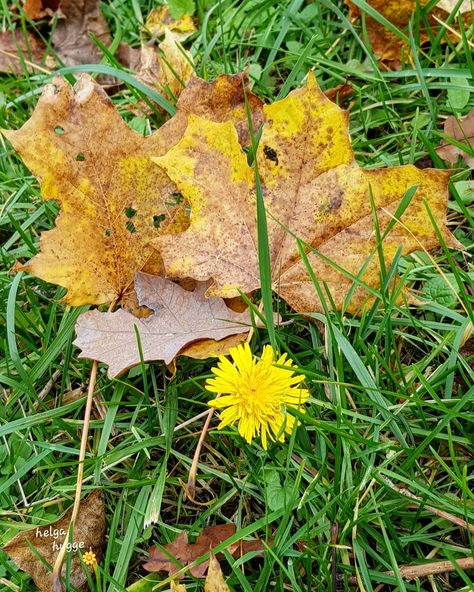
xmin=73 ymin=273 xmax=255 ymax=377
xmin=135 ymin=30 xmax=194 ymax=102
xmin=346 ymin=0 xmax=474 ymax=63
xmin=4 ymin=72 xmax=262 ymax=306
xmin=152 ymin=72 xmax=459 ymax=314
xmin=3 ymin=491 xmax=105 ymax=592
xmin=143 ymin=523 xmax=264 ymax=579
xmin=0 ymin=30 xmax=45 ymax=74
xmin=171 ymin=581 xmax=188 ymax=592
xmin=2 ymin=74 xmax=182 ymax=306
xmin=205 ymin=553 xmax=230 ymax=592
xmin=144 ymin=5 xmax=196 ymax=41
xmin=436 ymin=107 xmax=474 ymax=168
xmin=52 ymin=0 xmax=111 ymax=67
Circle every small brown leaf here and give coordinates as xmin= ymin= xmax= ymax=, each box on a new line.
xmin=0 ymin=30 xmax=45 ymax=74
xmin=3 ymin=491 xmax=105 ymax=592
xmin=436 ymin=107 xmax=474 ymax=168
xmin=143 ymin=524 xmax=235 ymax=578
xmin=143 ymin=524 xmax=266 ymax=580
xmin=52 ymin=0 xmax=111 ymax=68
xmin=204 ymin=553 xmax=230 ymax=592
xmin=73 ymin=273 xmax=255 ymax=377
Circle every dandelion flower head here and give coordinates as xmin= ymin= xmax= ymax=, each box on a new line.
xmin=83 ymin=550 xmax=97 ymax=566
xmin=206 ymin=343 xmax=309 ymax=449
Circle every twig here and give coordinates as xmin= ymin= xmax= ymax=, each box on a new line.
xmin=347 ymin=556 xmax=474 ymax=584
xmin=185 ymin=300 xmax=265 ymax=501
xmin=381 ymin=474 xmax=474 ymax=535
xmin=52 ymin=299 xmax=117 ymax=591
xmin=33 ymin=368 xmax=62 ymax=410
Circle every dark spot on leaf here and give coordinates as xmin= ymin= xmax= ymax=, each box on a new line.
xmin=76 ymin=153 xmax=85 ymax=161
xmin=54 ymin=126 xmax=65 ymax=135
xmin=153 ymin=214 xmax=166 ymax=229
xmin=126 ymin=221 xmax=137 ymax=233
xmin=165 ymin=192 xmax=184 ymax=206
xmin=263 ymin=145 xmax=279 ymax=165
xmin=125 ymin=207 xmax=137 ymax=219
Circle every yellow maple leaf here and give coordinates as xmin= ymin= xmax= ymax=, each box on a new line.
xmin=152 ymin=72 xmax=460 ymax=314
xmin=3 ymin=72 xmax=262 ymax=307
xmin=144 ymin=5 xmax=196 ymax=41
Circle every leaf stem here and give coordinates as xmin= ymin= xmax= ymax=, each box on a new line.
xmin=52 ymin=299 xmax=117 ymax=592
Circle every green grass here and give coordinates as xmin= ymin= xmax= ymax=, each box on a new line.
xmin=1 ymin=0 xmax=474 ymax=591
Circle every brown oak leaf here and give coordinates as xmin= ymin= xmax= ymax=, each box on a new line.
xmin=152 ymin=72 xmax=460 ymax=314
xmin=3 ymin=491 xmax=105 ymax=592
xmin=73 ymin=273 xmax=256 ymax=377
xmin=143 ymin=524 xmax=264 ymax=579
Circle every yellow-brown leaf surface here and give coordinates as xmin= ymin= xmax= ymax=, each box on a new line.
xmin=2 ymin=74 xmax=179 ymax=305
xmin=4 ymin=72 xmax=262 ymax=307
xmin=153 ymin=73 xmax=459 ymax=313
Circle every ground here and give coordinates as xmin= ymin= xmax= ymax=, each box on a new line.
xmin=0 ymin=0 xmax=473 ymax=591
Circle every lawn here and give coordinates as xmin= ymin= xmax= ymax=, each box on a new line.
xmin=0 ymin=0 xmax=473 ymax=591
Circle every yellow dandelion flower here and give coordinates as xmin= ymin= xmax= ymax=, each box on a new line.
xmin=206 ymin=343 xmax=309 ymax=449
xmin=83 ymin=550 xmax=97 ymax=566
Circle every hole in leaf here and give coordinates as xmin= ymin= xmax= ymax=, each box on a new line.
xmin=153 ymin=214 xmax=166 ymax=229
xmin=54 ymin=126 xmax=65 ymax=135
xmin=105 ymin=228 xmax=111 ymax=237
xmin=126 ymin=221 xmax=137 ymax=233
xmin=165 ymin=192 xmax=184 ymax=206
xmin=76 ymin=153 xmax=85 ymax=161
xmin=125 ymin=207 xmax=137 ymax=218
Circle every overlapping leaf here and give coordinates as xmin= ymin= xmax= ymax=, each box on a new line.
xmin=152 ymin=72 xmax=459 ymax=313
xmin=3 ymin=72 xmax=261 ymax=307
xmin=74 ymin=273 xmax=255 ymax=377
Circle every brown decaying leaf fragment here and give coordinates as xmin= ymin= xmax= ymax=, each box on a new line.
xmin=3 ymin=491 xmax=105 ymax=592
xmin=4 ymin=72 xmax=262 ymax=307
xmin=436 ymin=107 xmax=474 ymax=168
xmin=345 ymin=0 xmax=474 ymax=64
xmin=134 ymin=30 xmax=194 ymax=102
xmin=52 ymin=0 xmax=111 ymax=67
xmin=0 ymin=30 xmax=45 ymax=74
xmin=2 ymin=74 xmax=181 ymax=306
xmin=73 ymin=273 xmax=254 ymax=378
xmin=143 ymin=523 xmax=264 ymax=579
xmin=153 ymin=72 xmax=460 ymax=314
xmin=23 ymin=0 xmax=60 ymax=20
